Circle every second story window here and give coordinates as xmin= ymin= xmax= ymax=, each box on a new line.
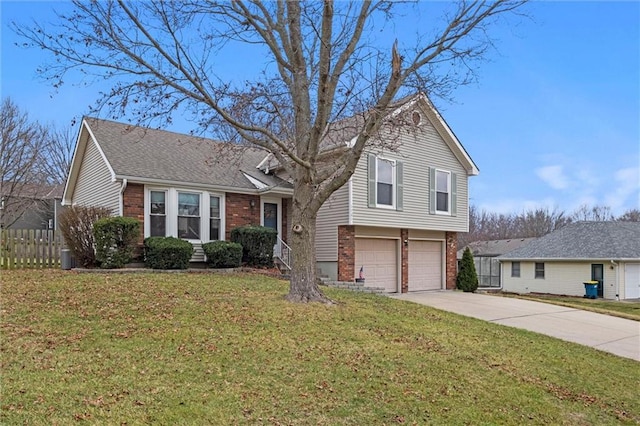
xmin=376 ymin=158 xmax=395 ymax=207
xmin=436 ymin=170 xmax=450 ymax=213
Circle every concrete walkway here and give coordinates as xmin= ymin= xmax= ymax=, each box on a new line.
xmin=390 ymin=291 xmax=640 ymax=362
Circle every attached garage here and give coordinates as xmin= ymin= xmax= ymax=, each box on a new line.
xmin=408 ymin=240 xmax=443 ymax=291
xmin=354 ymin=238 xmax=398 ymax=292
xmin=625 ymin=263 xmax=640 ymax=299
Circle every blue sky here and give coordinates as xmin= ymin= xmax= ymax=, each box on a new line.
xmin=1 ymin=1 xmax=639 ymax=216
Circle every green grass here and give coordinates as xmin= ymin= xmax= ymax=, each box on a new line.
xmin=2 ymin=270 xmax=639 ymax=425
xmin=497 ymin=293 xmax=640 ymax=321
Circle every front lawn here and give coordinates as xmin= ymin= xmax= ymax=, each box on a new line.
xmin=2 ymin=270 xmax=638 ymax=424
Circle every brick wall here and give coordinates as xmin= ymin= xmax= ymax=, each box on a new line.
xmin=337 ymin=225 xmax=355 ymax=281
xmin=225 ymin=193 xmax=261 ymax=239
xmin=401 ymin=228 xmax=409 ymax=293
xmin=122 ymin=183 xmax=145 ymax=256
xmin=445 ymin=231 xmax=458 ymax=290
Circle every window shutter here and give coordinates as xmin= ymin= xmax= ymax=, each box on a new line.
xmin=396 ymin=161 xmax=404 ymax=211
xmin=429 ymin=167 xmax=436 ymax=214
xmin=451 ymin=172 xmax=457 ymax=217
xmin=368 ymin=154 xmax=376 ymax=208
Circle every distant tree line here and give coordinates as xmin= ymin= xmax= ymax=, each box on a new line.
xmin=460 ymin=204 xmax=640 ymax=247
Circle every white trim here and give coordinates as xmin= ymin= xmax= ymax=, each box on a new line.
xmin=348 ymin=177 xmax=354 ymax=225
xmin=261 ymin=197 xmax=282 ymax=239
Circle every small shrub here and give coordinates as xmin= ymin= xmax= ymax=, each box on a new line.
xmin=202 ymin=241 xmax=242 ymax=268
xmin=58 ymin=205 xmax=112 ymax=267
xmin=457 ymin=247 xmax=479 ymax=293
xmin=230 ymin=226 xmax=277 ymax=267
xmin=144 ymin=236 xmax=193 ymax=270
xmin=93 ymin=217 xmax=140 ymax=269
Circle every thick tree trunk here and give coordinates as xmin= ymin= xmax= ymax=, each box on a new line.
xmin=285 ymin=185 xmax=333 ymax=304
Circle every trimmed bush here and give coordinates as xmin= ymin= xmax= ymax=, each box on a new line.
xmin=457 ymin=247 xmax=479 ymax=293
xmin=93 ymin=217 xmax=140 ymax=269
xmin=230 ymin=225 xmax=277 ymax=267
xmin=202 ymin=241 xmax=243 ymax=269
xmin=144 ymin=237 xmax=194 ymax=270
xmin=58 ymin=205 xmax=112 ymax=267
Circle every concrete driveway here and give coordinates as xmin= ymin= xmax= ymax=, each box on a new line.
xmin=390 ymin=291 xmax=640 ymax=361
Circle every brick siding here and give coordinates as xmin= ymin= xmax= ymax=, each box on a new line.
xmin=122 ymin=183 xmax=145 ymax=256
xmin=445 ymin=231 xmax=458 ymax=289
xmin=225 ymin=193 xmax=260 ymax=239
xmin=337 ymin=225 xmax=355 ymax=281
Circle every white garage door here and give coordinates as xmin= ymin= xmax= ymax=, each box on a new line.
xmin=355 ymin=238 xmax=398 ymax=293
xmin=408 ymin=240 xmax=442 ymax=291
xmin=625 ymin=264 xmax=640 ymax=299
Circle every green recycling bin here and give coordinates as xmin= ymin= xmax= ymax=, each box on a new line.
xmin=583 ymin=281 xmax=598 ymax=299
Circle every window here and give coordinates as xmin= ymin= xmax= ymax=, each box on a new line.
xmin=149 ymin=191 xmax=166 ymax=237
xmin=535 ymin=262 xmax=545 ymax=279
xmin=376 ymin=158 xmax=394 ymax=207
xmin=511 ymin=261 xmax=521 ymax=278
xmin=368 ymin=154 xmax=403 ymax=211
xmin=210 ymin=195 xmax=221 ymax=240
xmin=178 ymin=192 xmax=200 ymax=239
xmin=436 ymin=170 xmax=450 ymax=213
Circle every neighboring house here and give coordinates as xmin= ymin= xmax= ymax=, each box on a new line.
xmin=0 ymin=183 xmax=64 ymax=230
xmin=63 ymin=93 xmax=479 ymax=292
xmin=457 ymin=238 xmax=535 ymax=288
xmin=498 ymin=221 xmax=640 ymax=300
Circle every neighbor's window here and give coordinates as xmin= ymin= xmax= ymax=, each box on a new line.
xmin=209 ymin=195 xmax=221 ymax=240
xmin=177 ymin=192 xmax=200 ymax=239
xmin=511 ymin=261 xmax=521 ymax=278
xmin=436 ymin=170 xmax=450 ymax=213
xmin=376 ymin=158 xmax=394 ymax=207
xmin=149 ymin=190 xmax=166 ymax=237
xmin=535 ymin=262 xmax=545 ymax=279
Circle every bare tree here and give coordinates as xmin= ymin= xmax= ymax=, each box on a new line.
xmin=515 ymin=207 xmax=570 ymax=237
xmin=0 ymin=98 xmax=50 ymax=228
xmin=570 ymin=204 xmax=615 ymax=222
xmin=15 ymin=0 xmax=527 ymax=302
xmin=616 ymin=209 xmax=640 ymax=222
xmin=37 ymin=124 xmax=76 ymax=185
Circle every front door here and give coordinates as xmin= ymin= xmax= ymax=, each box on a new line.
xmin=592 ymin=264 xmax=604 ymax=298
xmin=261 ymin=199 xmax=281 ymax=256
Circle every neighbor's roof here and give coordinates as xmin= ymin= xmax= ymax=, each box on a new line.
xmin=497 ymin=221 xmax=640 ymax=261
xmin=78 ymin=117 xmax=293 ymax=192
xmin=457 ymin=237 xmax=536 ymax=259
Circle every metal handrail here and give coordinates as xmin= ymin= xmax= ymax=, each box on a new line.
xmin=275 ymin=237 xmax=292 ymax=270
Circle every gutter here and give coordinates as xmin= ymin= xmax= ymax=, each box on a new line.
xmin=119 ymin=179 xmax=128 ymax=216
xmin=611 ymin=260 xmax=619 ymax=301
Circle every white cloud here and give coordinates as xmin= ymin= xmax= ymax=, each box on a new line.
xmin=535 ymin=165 xmax=569 ymax=190
xmin=604 ymin=167 xmax=640 ymax=214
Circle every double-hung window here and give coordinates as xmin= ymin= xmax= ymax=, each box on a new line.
xmin=178 ymin=192 xmax=200 ymax=239
xmin=436 ymin=170 xmax=450 ymax=213
xmin=511 ymin=261 xmax=521 ymax=278
xmin=535 ymin=262 xmax=545 ymax=279
xmin=210 ymin=195 xmax=221 ymax=240
xmin=149 ymin=190 xmax=167 ymax=237
xmin=376 ymin=158 xmax=395 ymax=207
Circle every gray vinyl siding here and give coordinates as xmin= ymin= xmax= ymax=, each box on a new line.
xmin=316 ymin=184 xmax=349 ymax=261
xmin=72 ymin=138 xmax=120 ymax=214
xmin=351 ymin=122 xmax=470 ymax=232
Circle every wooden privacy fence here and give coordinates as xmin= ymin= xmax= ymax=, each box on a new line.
xmin=1 ymin=229 xmax=64 ymax=269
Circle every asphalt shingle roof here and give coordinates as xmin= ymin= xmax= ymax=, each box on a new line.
xmin=498 ymin=221 xmax=640 ymax=260
xmin=85 ymin=117 xmax=292 ymax=191
xmin=458 ymin=237 xmax=536 ymax=259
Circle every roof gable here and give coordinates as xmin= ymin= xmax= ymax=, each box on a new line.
xmin=498 ymin=221 xmax=640 ymax=260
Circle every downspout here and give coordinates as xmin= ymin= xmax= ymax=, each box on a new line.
xmin=119 ymin=179 xmax=128 ymax=216
xmin=611 ymin=260 xmax=619 ymax=301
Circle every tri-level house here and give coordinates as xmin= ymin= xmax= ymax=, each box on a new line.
xmin=62 ymin=93 xmax=479 ymax=292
